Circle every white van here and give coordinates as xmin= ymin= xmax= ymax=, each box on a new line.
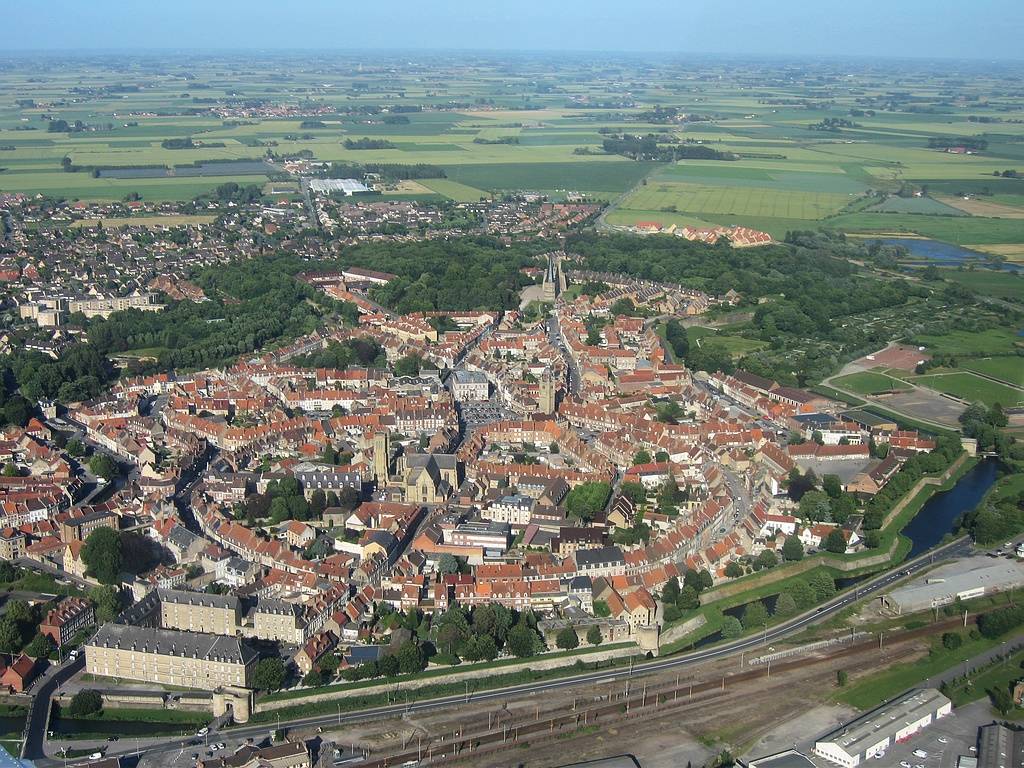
xmin=912 ymin=749 xmax=928 ymax=759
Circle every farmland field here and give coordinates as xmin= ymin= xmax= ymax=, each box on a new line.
xmin=0 ymin=53 xmax=1022 ymax=255
xmin=617 ymin=181 xmax=851 ymax=220
xmin=939 ymin=269 xmax=1024 ymax=303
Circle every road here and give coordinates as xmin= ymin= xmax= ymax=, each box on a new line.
xmin=37 ymin=537 xmax=972 ymax=768
xmin=21 ymin=656 xmax=84 ymax=762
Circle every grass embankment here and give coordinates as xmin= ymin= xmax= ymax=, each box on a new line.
xmin=248 ymin=646 xmax=639 ymax=724
xmin=261 ymin=642 xmax=633 ymax=703
xmin=943 ymin=648 xmax=1024 ymax=709
xmin=835 ymin=610 xmax=1022 ymax=710
xmin=54 ymin=707 xmax=209 ymax=726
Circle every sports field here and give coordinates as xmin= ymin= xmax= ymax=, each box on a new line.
xmin=915 ymin=328 xmax=1023 ymax=356
xmin=961 ymin=357 xmax=1024 ymax=386
xmin=913 ymin=372 xmax=1024 ymax=407
xmin=831 ymin=371 xmax=912 ymax=395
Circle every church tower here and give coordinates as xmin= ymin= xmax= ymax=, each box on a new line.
xmin=538 ymin=369 xmax=556 ymax=415
xmin=373 ymin=431 xmax=391 ymax=484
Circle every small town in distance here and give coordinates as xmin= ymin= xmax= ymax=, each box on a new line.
xmin=0 ymin=3 xmax=1022 ymax=768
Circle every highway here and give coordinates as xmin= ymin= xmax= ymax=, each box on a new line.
xmin=44 ymin=536 xmax=971 ymax=767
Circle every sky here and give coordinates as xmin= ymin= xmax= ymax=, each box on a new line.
xmin=6 ymin=0 xmax=1024 ymax=60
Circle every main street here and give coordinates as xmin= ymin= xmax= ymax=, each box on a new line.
xmin=34 ymin=536 xmax=972 ymax=768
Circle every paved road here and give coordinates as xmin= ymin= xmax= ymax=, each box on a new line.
xmin=21 ymin=656 xmax=84 ymax=761
xmin=43 ymin=537 xmax=972 ymax=768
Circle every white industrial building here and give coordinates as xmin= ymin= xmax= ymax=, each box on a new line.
xmin=881 ymin=559 xmax=1024 ymax=615
xmin=813 ymin=688 xmax=951 ymax=767
xmin=309 ymin=178 xmax=370 ymax=196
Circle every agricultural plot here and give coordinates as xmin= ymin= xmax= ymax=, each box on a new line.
xmin=940 ymin=269 xmax=1024 ymax=303
xmin=831 ymin=371 xmax=912 ymax=395
xmin=913 ymin=372 xmax=1024 ymax=407
xmin=418 ymin=178 xmax=490 ymax=202
xmin=686 ymin=327 xmax=767 ymax=357
xmin=618 ymin=181 xmax=851 ymax=220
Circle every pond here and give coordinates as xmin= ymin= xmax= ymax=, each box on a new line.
xmin=900 ymin=457 xmax=1002 ymax=560
xmin=874 ymin=238 xmax=1023 ymax=273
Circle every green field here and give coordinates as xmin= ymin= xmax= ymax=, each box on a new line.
xmin=961 ymin=356 xmax=1024 ymax=387
xmin=915 ymin=328 xmax=1023 ymax=356
xmin=941 ymin=269 xmax=1024 ymax=304
xmin=914 ymin=372 xmax=1024 ymax=407
xmin=832 ymin=371 xmax=912 ymax=395
xmin=617 ymin=181 xmax=852 ymax=220
xmin=686 ymin=326 xmax=768 ymax=356
xmin=418 ymin=178 xmax=490 ymax=202
xmin=445 ymin=161 xmax=661 ymax=194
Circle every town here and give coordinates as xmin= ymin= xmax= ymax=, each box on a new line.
xmin=0 ymin=23 xmax=1022 ymax=768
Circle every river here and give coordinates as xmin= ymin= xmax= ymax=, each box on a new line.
xmin=900 ymin=457 xmax=1002 ymax=559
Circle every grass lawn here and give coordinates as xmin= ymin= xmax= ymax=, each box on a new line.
xmin=686 ymin=326 xmax=767 ymax=357
xmin=914 ymin=372 xmax=1024 ymax=407
xmin=960 ymin=356 xmax=1024 ymax=387
xmin=56 ymin=707 xmax=209 ymax=725
xmin=915 ymin=327 xmax=1022 ymax=356
xmin=832 ymin=371 xmax=911 ymax=395
xmin=835 ymin=626 xmax=1014 ymax=710
xmin=943 ymin=648 xmax=1024 ymax=708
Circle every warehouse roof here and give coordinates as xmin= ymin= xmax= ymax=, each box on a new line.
xmin=816 ymin=688 xmax=949 ymax=756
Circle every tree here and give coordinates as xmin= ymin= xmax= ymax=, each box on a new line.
xmin=303 ymin=669 xmax=326 ymax=688
xmin=396 ymin=641 xmax=426 ymax=675
xmin=799 ymin=490 xmax=832 ymax=522
xmin=773 ymin=592 xmax=798 ymax=618
xmin=822 ymin=474 xmax=843 ymax=499
xmin=0 ymin=618 xmax=24 ymax=654
xmin=252 ymin=658 xmax=287 ymax=691
xmin=593 ymin=600 xmax=611 ymax=618
xmin=67 ymin=438 xmax=86 ymax=457
xmin=782 ymin=535 xmax=804 ymax=562
xmin=677 ymin=585 xmax=700 ymax=610
xmin=565 ymin=482 xmax=612 ymax=522
xmin=988 ymin=685 xmax=1014 ymax=716
xmin=88 ymin=453 xmax=118 ymax=482
xmin=632 ymin=449 xmax=652 ymax=466
xmin=68 ymin=689 xmax=103 ymax=717
xmin=89 ymin=585 xmax=123 ymax=622
xmin=724 ymin=562 xmax=743 ymax=579
xmin=941 ymin=632 xmax=963 ymax=651
xmin=309 ymin=489 xmax=327 ymax=518
xmin=556 ymin=627 xmax=580 ymax=650
xmin=755 ymin=550 xmax=777 ymax=570
xmin=825 ymin=529 xmax=847 ymax=554
xmin=394 ymin=355 xmax=422 ymax=377
xmin=720 ymin=616 xmax=743 ymax=640
xmin=24 ymin=633 xmax=51 ymax=659
xmin=506 ymin=623 xmax=537 ymax=658
xmin=786 ymin=580 xmax=817 ymax=611
xmin=437 ymin=553 xmax=459 ymax=574
xmin=586 ymin=625 xmax=603 ymax=646
xmin=808 ymin=572 xmax=837 ymax=603
xmin=741 ymin=600 xmax=770 ymax=631
xmin=82 ymin=527 xmax=123 ymax=584
xmin=836 ymin=670 xmax=848 ymax=687
xmin=378 ymin=654 xmax=400 ymax=678
xmin=662 ymin=576 xmax=680 ymax=605
xmin=2 ymin=463 xmax=18 ymax=477
xmin=620 ymin=482 xmax=647 ymax=505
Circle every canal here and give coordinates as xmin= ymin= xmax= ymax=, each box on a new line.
xmin=900 ymin=457 xmax=1001 ymax=559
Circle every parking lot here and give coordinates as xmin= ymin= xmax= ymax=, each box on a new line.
xmin=873 ymin=700 xmax=985 ymax=768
